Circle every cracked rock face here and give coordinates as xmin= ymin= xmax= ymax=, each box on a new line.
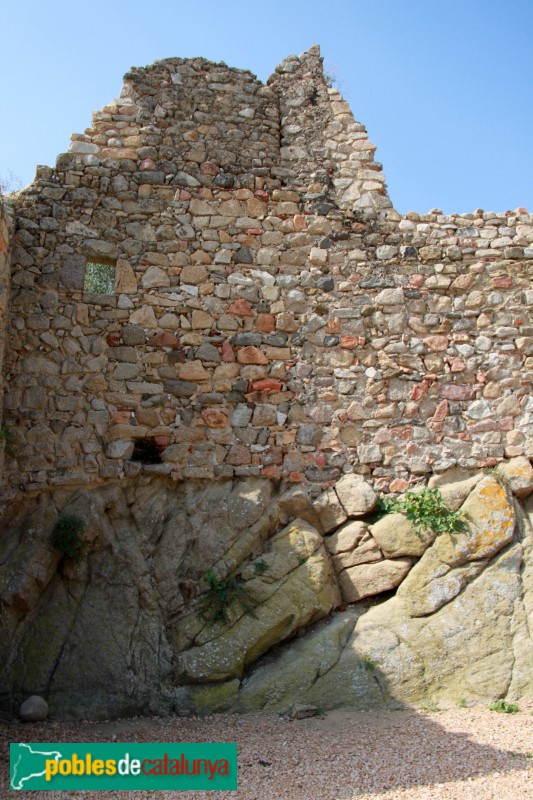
xmin=1 ymin=463 xmax=532 ymax=718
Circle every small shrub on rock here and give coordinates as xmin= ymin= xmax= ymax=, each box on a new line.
xmin=382 ymin=488 xmax=468 ymax=537
xmin=51 ymin=513 xmax=85 ymax=559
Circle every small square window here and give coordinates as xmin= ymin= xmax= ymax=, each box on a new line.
xmin=84 ymin=261 xmax=116 ymax=295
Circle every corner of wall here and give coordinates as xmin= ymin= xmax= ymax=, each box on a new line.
xmin=268 ymin=45 xmax=394 ymax=216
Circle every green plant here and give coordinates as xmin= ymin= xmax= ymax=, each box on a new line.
xmin=489 ymin=700 xmax=519 ymax=714
xmin=383 ymin=488 xmax=468 ymax=538
xmin=458 ymin=698 xmax=468 ymax=708
xmin=253 ymin=559 xmax=269 ymax=576
xmin=202 ymin=570 xmax=257 ymax=625
xmin=51 ymin=514 xmax=85 ymax=559
xmin=365 ymin=494 xmax=396 ymax=524
xmin=360 ymin=655 xmax=376 ymax=672
xmin=0 ymin=422 xmax=14 ymax=456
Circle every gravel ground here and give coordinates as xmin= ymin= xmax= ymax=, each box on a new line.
xmin=2 ymin=705 xmax=532 ymax=799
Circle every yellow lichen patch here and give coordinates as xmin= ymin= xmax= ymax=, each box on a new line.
xmin=495 ymin=457 xmax=533 ymax=498
xmin=460 ymin=477 xmax=515 ymax=561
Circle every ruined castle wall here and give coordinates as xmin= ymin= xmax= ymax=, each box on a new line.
xmin=1 ymin=50 xmax=532 ymax=506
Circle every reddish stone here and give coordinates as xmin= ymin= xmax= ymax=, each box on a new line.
xmin=476 ymin=370 xmax=487 ymax=383
xmin=424 ymin=335 xmax=449 ymax=352
xmin=450 ymin=358 xmax=465 ymax=373
xmin=261 ymin=447 xmax=283 ymax=466
xmin=492 ymin=275 xmax=512 ymax=289
xmin=262 ymin=466 xmax=282 ymax=479
xmin=410 ymin=380 xmax=429 ymax=402
xmin=180 ymin=190 xmax=191 ymax=201
xmin=147 ymin=331 xmax=180 ymax=348
xmin=251 ymin=378 xmax=283 ymax=393
xmin=221 ymin=341 xmax=235 ymax=362
xmin=468 ymin=421 xmax=499 ymax=432
xmin=106 ymin=332 xmax=121 ymax=347
xmin=246 ymin=228 xmax=263 ymax=236
xmin=314 ymin=454 xmax=327 ymax=467
xmin=154 ymin=435 xmax=169 ymax=450
xmin=256 ymin=313 xmax=275 ymax=333
xmin=226 ymin=445 xmax=252 ymax=466
xmin=327 ymin=318 xmax=341 ymax=334
xmin=228 ymin=299 xmax=254 ymax=317
xmin=499 ymin=417 xmax=514 ymax=431
xmin=440 ymin=384 xmax=474 ymax=401
xmin=244 ymin=391 xmax=264 ymax=403
xmin=200 ymin=161 xmax=218 ymax=175
xmin=293 ymin=214 xmax=306 ymax=231
xmin=410 ymin=274 xmax=425 ymax=288
xmin=389 ymin=478 xmax=409 ymax=493
xmin=340 ymin=335 xmax=358 ymax=350
xmin=430 ymin=400 xmax=449 ymax=430
xmin=201 ymin=409 xmax=228 ymax=428
xmin=140 ymin=158 xmax=157 ymax=171
xmin=289 ymin=471 xmax=304 ymax=483
xmin=237 ymin=346 xmax=269 ymax=365
xmin=0 ymin=233 xmax=7 ymax=256
xmin=112 ymin=410 xmax=132 ymax=424
xmin=254 ymin=190 xmax=269 ymax=201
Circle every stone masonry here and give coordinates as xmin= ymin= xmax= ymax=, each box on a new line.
xmin=0 ymin=45 xmax=531 ymax=507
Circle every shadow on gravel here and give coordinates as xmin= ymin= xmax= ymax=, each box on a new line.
xmin=1 ymin=704 xmax=531 ymax=799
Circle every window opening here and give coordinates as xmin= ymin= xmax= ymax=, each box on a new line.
xmin=84 ymin=261 xmax=116 ymax=295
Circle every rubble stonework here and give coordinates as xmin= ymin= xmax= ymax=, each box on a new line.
xmin=2 ymin=45 xmax=531 ymax=503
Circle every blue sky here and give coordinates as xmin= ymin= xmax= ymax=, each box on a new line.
xmin=1 ymin=0 xmax=532 ymax=214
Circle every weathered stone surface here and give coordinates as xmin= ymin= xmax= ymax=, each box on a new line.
xmin=458 ymin=476 xmax=515 ymax=561
xmin=495 ymin=457 xmax=533 ymax=498
xmin=235 ymin=612 xmax=359 ymax=713
xmin=332 ymin=532 xmax=382 ymax=571
xmin=313 ymin=488 xmax=347 ymax=533
xmin=19 ymin=695 xmax=49 ymax=722
xmin=334 ymin=474 xmax=377 ymax=517
xmin=0 ymin=478 xmax=278 ymax=718
xmin=324 ymin=520 xmax=367 ymax=555
xmin=337 ymin=557 xmax=412 ymax=602
xmin=176 ymin=518 xmax=340 ymax=683
xmin=428 ymin=470 xmax=483 ymax=511
xmin=370 ymin=513 xmax=434 ymax=558
xmin=59 ymin=254 xmax=86 ymax=289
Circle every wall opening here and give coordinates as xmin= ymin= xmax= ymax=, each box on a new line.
xmin=131 ymin=438 xmax=163 ymax=464
xmin=83 ymin=261 xmax=116 ymax=295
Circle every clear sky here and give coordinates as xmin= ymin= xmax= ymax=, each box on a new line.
xmin=1 ymin=0 xmax=532 ymax=214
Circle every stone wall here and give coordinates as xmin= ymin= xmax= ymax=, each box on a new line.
xmin=0 ymin=201 xmax=13 ymax=477
xmin=1 ymin=46 xmax=531 ymax=509
xmin=1 ymin=46 xmax=532 ymax=721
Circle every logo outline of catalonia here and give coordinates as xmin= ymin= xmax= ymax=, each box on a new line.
xmin=10 ymin=743 xmax=63 ymax=790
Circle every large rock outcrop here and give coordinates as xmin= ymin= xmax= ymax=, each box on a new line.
xmin=1 ymin=460 xmax=532 ymax=718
